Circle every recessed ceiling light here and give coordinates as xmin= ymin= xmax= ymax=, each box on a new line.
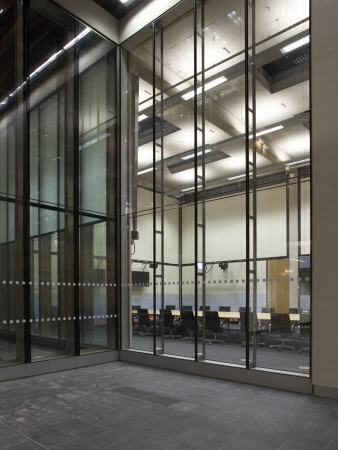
xmin=181 ymin=149 xmax=212 ymax=160
xmin=285 ymin=158 xmax=310 ymax=166
xmin=249 ymin=125 xmax=284 ymax=139
xmin=228 ymin=173 xmax=252 ymax=181
xmin=280 ymin=36 xmax=310 ymax=54
xmin=120 ymin=0 xmax=129 ymax=4
xmin=181 ymin=185 xmax=202 ymax=192
xmin=137 ymin=167 xmax=153 ymax=175
xmin=182 ymin=76 xmax=227 ymax=101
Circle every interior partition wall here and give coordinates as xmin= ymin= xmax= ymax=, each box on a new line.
xmin=0 ymin=0 xmax=118 ymax=367
xmin=121 ymin=0 xmax=311 ymax=376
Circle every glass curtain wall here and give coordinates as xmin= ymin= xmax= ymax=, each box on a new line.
xmin=121 ymin=0 xmax=311 ymax=375
xmin=0 ymin=0 xmax=118 ymax=366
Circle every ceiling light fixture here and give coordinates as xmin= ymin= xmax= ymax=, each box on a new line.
xmin=137 ymin=167 xmax=153 ymax=175
xmin=228 ymin=173 xmax=252 ymax=180
xmin=249 ymin=125 xmax=284 ymax=139
xmin=120 ymin=0 xmax=129 ymax=4
xmin=182 ymin=76 xmax=227 ymax=101
xmin=1 ymin=27 xmax=91 ymax=108
xmin=181 ymin=149 xmax=212 ymax=160
xmin=286 ymin=158 xmax=310 ymax=166
xmin=280 ymin=35 xmax=310 ymax=54
xmin=181 ymin=185 xmax=202 ymax=192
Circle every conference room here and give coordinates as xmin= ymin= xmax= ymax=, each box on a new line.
xmin=119 ymin=0 xmax=311 ymax=375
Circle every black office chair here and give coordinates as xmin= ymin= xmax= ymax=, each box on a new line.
xmin=269 ymin=313 xmax=296 ymax=351
xmin=180 ymin=310 xmax=195 ymax=340
xmin=295 ymin=313 xmax=311 ymax=353
xmin=131 ymin=306 xmax=141 ymax=334
xmin=239 ymin=306 xmax=251 ymax=312
xmin=160 ymin=309 xmax=181 ymax=339
xmin=132 ymin=304 xmax=141 ymax=310
xmin=165 ymin=305 xmax=176 ymax=311
xmin=238 ymin=311 xmax=266 ymax=347
xmin=204 ymin=311 xmax=224 ymax=344
xmin=289 ymin=308 xmax=303 ymax=314
xmin=219 ymin=306 xmax=231 ymax=330
xmin=137 ymin=308 xmax=153 ymax=336
xmin=199 ymin=305 xmax=210 ymax=312
xmin=262 ymin=307 xmax=275 ymax=313
xmin=181 ymin=305 xmax=193 ymax=311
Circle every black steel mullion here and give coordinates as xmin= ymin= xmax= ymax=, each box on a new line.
xmin=193 ymin=0 xmax=198 ymax=362
xmin=309 ymin=0 xmax=312 ymax=380
xmin=251 ymin=0 xmax=257 ymax=369
xmin=179 ymin=204 xmax=182 ymax=308
xmin=245 ymin=0 xmax=250 ymax=371
xmin=152 ymin=22 xmax=156 ymax=355
xmin=201 ymin=0 xmax=206 ymax=358
xmin=73 ymin=20 xmax=80 ymax=356
xmin=117 ymin=46 xmax=122 ymax=351
xmin=21 ymin=0 xmax=31 ymax=363
xmin=160 ymin=26 xmax=165 ymax=352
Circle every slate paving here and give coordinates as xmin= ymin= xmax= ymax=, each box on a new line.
xmin=0 ymin=361 xmax=337 ymax=449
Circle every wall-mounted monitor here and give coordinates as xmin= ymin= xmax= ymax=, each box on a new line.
xmin=132 ymin=271 xmax=149 ymax=287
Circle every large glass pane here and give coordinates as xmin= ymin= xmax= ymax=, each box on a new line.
xmin=249 ymin=0 xmax=310 ymax=374
xmin=0 ymin=0 xmax=27 ymax=365
xmin=121 ymin=0 xmax=310 ymax=376
xmin=79 ymin=218 xmax=117 ymax=354
xmin=30 ymin=207 xmax=71 ymax=360
xmin=79 ymin=33 xmax=117 ymax=217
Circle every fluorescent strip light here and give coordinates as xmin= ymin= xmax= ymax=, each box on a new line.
xmin=30 ymin=50 xmax=64 ymax=79
xmin=63 ymin=27 xmax=91 ymax=50
xmin=138 ymin=114 xmax=148 ymax=122
xmin=1 ymin=27 xmax=91 ymax=109
xmin=137 ymin=167 xmax=153 ymax=175
xmin=182 ymin=76 xmax=227 ymax=101
xmin=181 ymin=185 xmax=202 ymax=192
xmin=280 ymin=36 xmax=310 ymax=54
xmin=181 ymin=149 xmax=212 ymax=160
xmin=249 ymin=125 xmax=284 ymax=139
xmin=228 ymin=173 xmax=252 ymax=180
xmin=120 ymin=0 xmax=129 ymax=3
xmin=286 ymin=158 xmax=310 ymax=166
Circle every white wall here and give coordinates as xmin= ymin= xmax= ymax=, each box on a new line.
xmin=182 ymin=185 xmax=287 ymax=265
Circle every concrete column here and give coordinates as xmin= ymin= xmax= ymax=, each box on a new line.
xmin=312 ymin=0 xmax=338 ymax=398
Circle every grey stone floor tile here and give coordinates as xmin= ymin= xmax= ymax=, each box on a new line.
xmin=279 ymin=440 xmax=324 ymax=450
xmin=145 ymin=417 xmax=191 ymax=435
xmin=139 ymin=432 xmax=178 ymax=450
xmin=30 ymin=428 xmax=74 ymax=448
xmin=0 ymin=433 xmax=33 ymax=450
xmin=176 ymin=427 xmax=217 ymax=444
xmin=325 ymin=438 xmax=338 ymax=450
xmin=51 ymin=439 xmax=97 ymax=449
xmin=0 ymin=362 xmax=337 ymax=450
xmin=104 ymin=427 xmax=163 ymax=449
xmin=55 ymin=418 xmax=106 ymax=440
xmin=174 ymin=439 xmax=210 ymax=450
xmin=7 ymin=442 xmax=45 ymax=450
